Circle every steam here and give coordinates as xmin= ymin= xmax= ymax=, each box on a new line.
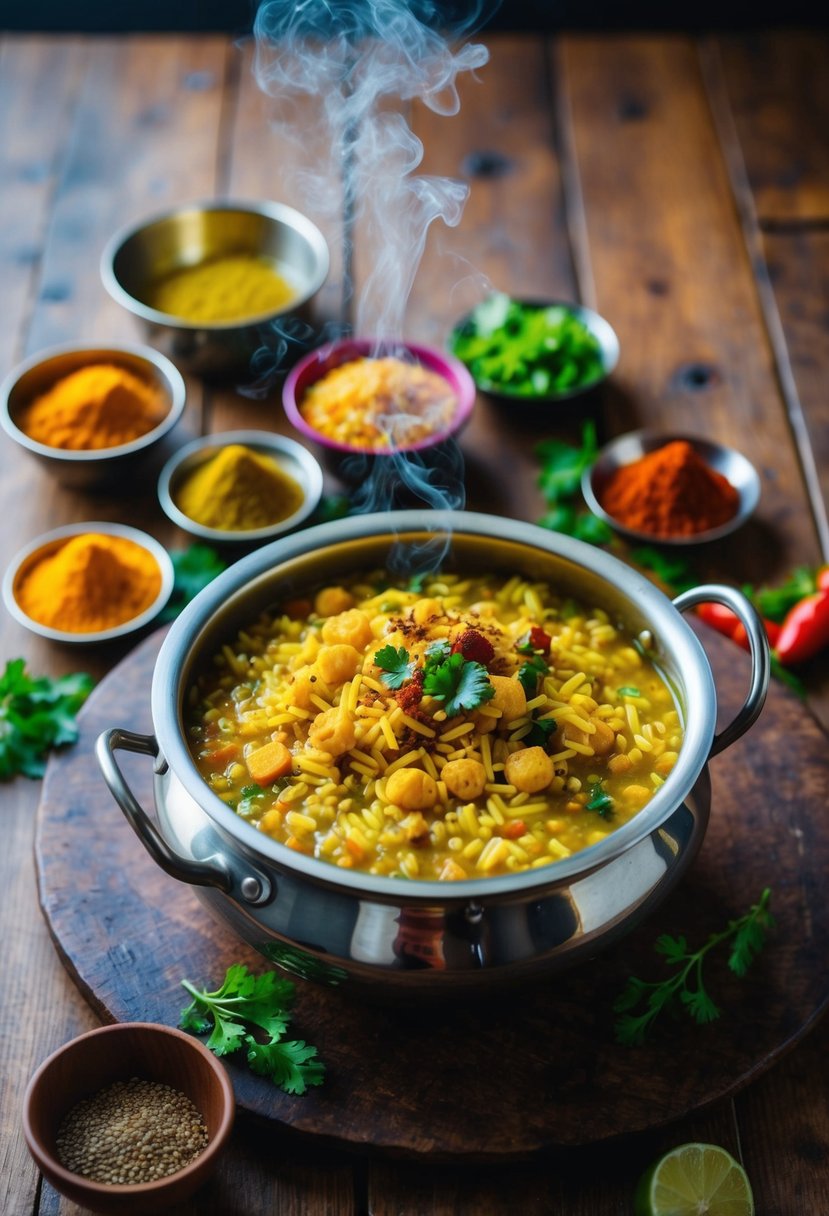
xmin=253 ymin=0 xmax=490 ymax=336
xmin=252 ymin=0 xmax=493 ymax=558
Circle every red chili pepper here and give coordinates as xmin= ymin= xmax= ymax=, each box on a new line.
xmin=450 ymin=629 xmax=495 ymax=665
xmin=775 ymin=589 xmax=829 ymax=664
xmin=517 ymin=626 xmax=552 ymax=655
xmin=817 ymin=566 xmax=829 ymax=593
xmin=696 ymin=603 xmax=780 ymax=652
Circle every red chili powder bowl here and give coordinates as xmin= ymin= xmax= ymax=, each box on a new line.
xmin=582 ymin=431 xmax=760 ymax=546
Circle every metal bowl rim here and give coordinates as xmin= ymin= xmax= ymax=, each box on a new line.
xmin=157 ymin=429 xmax=324 ymax=543
xmin=100 ymin=197 xmax=331 ymax=332
xmin=151 ymin=510 xmax=717 ymax=902
xmin=0 ymin=341 xmax=187 ymax=463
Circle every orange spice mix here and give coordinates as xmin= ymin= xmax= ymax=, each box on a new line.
xmin=598 ymin=440 xmax=740 ymax=537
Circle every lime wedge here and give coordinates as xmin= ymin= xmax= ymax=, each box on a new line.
xmin=634 ymin=1143 xmax=755 ymax=1216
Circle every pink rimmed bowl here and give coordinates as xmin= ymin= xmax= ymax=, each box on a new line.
xmin=282 ymin=337 xmax=476 ymax=457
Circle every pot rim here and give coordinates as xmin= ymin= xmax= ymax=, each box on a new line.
xmin=153 ymin=510 xmax=715 ymax=900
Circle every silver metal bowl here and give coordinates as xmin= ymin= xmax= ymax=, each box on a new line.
xmin=157 ymin=430 xmax=324 ymax=546
xmin=101 ymin=199 xmax=330 ymax=378
xmin=98 ymin=512 xmax=768 ymax=992
xmin=582 ymin=429 xmax=761 ymax=545
xmin=0 ymin=342 xmax=186 ymax=490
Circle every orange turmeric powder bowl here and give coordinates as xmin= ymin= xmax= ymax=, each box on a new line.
xmin=582 ymin=430 xmax=761 ymax=546
xmin=3 ymin=522 xmax=174 ymax=644
xmin=0 ymin=342 xmax=186 ymax=489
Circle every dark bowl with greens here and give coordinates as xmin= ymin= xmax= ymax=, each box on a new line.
xmin=447 ymin=293 xmax=619 ymax=403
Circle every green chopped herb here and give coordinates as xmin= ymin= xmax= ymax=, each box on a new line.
xmin=586 ymin=780 xmax=614 ymax=818
xmin=240 ymin=784 xmax=264 ymax=799
xmin=629 ymin=547 xmax=697 ymax=595
xmin=407 ymin=571 xmax=429 ymax=593
xmin=311 ymin=493 xmax=352 ymax=524
xmin=180 ymin=963 xmax=324 ymax=1095
xmin=617 ymin=686 xmax=641 ymax=698
xmin=517 ymin=655 xmax=549 ymax=697
xmin=538 ymin=502 xmax=613 ymax=545
xmin=159 ymin=544 xmax=227 ymax=623
xmin=535 ymin=420 xmax=600 ymax=505
xmin=0 ymin=659 xmax=93 ymax=780
xmin=613 ymin=889 xmax=774 ymax=1045
xmin=523 ymin=716 xmax=558 ymax=750
xmin=450 ymin=294 xmax=605 ymax=398
xmin=373 ymin=644 xmax=416 ymax=690
xmin=422 ymin=652 xmax=494 ymax=717
xmin=745 ymin=567 xmax=819 ymax=622
xmin=424 ymin=639 xmax=452 ymax=665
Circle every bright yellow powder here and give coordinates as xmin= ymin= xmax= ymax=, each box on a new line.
xmin=16 ymin=534 xmax=162 ymax=633
xmin=17 ymin=364 xmax=165 ymax=450
xmin=175 ymin=443 xmax=305 ymax=531
xmin=149 ymin=254 xmax=296 ymax=323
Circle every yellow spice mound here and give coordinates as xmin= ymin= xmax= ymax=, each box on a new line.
xmin=16 ymin=533 xmax=162 ymax=632
xmin=17 ymin=364 xmax=166 ymax=450
xmin=175 ymin=443 xmax=304 ymax=531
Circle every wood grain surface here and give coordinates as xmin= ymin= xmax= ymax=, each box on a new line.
xmin=35 ymin=618 xmax=829 ymax=1158
xmin=2 ymin=27 xmax=829 ymax=1215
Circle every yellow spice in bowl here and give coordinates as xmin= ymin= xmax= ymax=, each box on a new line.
xmin=174 ymin=443 xmax=304 ymax=532
xmin=149 ymin=254 xmax=295 ymax=323
xmin=16 ymin=364 xmax=166 ymax=450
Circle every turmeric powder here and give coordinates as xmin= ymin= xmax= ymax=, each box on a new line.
xmin=17 ymin=364 xmax=166 ymax=451
xmin=149 ymin=254 xmax=295 ymax=323
xmin=174 ymin=443 xmax=304 ymax=531
xmin=15 ymin=533 xmax=162 ymax=633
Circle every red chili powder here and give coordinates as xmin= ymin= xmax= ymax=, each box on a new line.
xmin=598 ymin=440 xmax=740 ymax=537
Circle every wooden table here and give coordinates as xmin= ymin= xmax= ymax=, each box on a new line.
xmin=1 ymin=28 xmax=827 ymax=1214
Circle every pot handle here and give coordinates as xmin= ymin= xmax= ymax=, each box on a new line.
xmin=672 ymin=585 xmax=770 ymax=758
xmin=96 ymin=728 xmax=232 ymax=893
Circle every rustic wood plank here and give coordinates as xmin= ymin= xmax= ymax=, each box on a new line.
xmin=734 ymin=1018 xmax=829 ymax=1214
xmin=558 ymin=35 xmax=823 ymax=587
xmin=715 ymin=33 xmax=829 ymax=226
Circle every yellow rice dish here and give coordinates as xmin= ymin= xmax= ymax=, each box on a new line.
xmin=187 ymin=572 xmax=682 ymax=881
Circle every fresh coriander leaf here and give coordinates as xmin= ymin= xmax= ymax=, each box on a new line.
xmin=407 ymin=571 xmax=429 ymax=593
xmin=535 ymin=421 xmax=599 ymax=505
xmin=424 ymin=639 xmax=451 ymax=665
xmin=630 ymin=547 xmax=697 ymax=595
xmin=754 ymin=567 xmax=817 ymax=622
xmin=727 ymin=888 xmax=774 ymax=976
xmin=569 ymin=512 xmax=614 ymax=545
xmin=373 ymin=644 xmax=416 ymax=690
xmin=240 ymin=784 xmax=264 ymax=798
xmin=523 ymin=716 xmax=558 ymax=750
xmin=517 ymin=655 xmax=549 ymax=697
xmin=0 ymin=660 xmax=93 ymax=780
xmin=245 ymin=1035 xmax=325 ymax=1095
xmin=159 ymin=545 xmax=227 ymax=623
xmin=613 ymin=891 xmax=773 ymax=1044
xmin=422 ymin=653 xmax=494 ymax=716
xmin=617 ymin=686 xmax=641 ymax=697
xmin=586 ymin=780 xmax=614 ymax=818
xmin=179 ymin=963 xmax=324 ymax=1095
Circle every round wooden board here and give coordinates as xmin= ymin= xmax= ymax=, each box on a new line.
xmin=36 ymin=622 xmax=829 ymax=1158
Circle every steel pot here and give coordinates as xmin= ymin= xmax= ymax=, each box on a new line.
xmin=98 ymin=511 xmax=769 ymax=992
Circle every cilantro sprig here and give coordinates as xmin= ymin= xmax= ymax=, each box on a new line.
xmin=0 ymin=659 xmax=93 ymax=779
xmin=422 ymin=650 xmax=494 ymax=716
xmin=374 ymin=644 xmax=416 ymax=690
xmin=613 ymin=889 xmax=774 ymax=1045
xmin=585 ymin=780 xmax=613 ymax=818
xmin=180 ymin=963 xmax=325 ymax=1095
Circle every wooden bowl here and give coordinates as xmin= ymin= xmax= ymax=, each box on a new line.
xmin=22 ymin=1022 xmax=235 ymax=1215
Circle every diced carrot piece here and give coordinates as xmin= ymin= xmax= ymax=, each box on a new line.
xmin=502 ymin=820 xmax=526 ymax=839
xmin=345 ymin=837 xmax=365 ymax=861
xmin=439 ymin=858 xmax=467 ymax=881
xmin=246 ymin=740 xmax=293 ymax=785
xmin=204 ymin=743 xmax=240 ymax=767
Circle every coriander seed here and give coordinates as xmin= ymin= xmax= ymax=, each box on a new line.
xmin=55 ymin=1077 xmax=208 ymax=1185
